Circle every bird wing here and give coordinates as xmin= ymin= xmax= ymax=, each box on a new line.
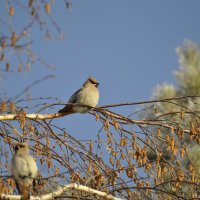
xmin=25 ymin=156 xmax=38 ymax=178
xmin=68 ymin=88 xmax=82 ymax=103
xmin=58 ymin=88 xmax=82 ymax=114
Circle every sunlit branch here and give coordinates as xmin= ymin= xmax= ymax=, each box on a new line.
xmin=0 ymin=183 xmax=123 ymax=200
xmin=0 ymin=113 xmax=60 ymax=120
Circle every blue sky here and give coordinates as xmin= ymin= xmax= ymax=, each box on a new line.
xmin=2 ymin=0 xmax=200 ymax=140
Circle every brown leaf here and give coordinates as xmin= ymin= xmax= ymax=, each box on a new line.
xmin=45 ymin=3 xmax=51 ymax=13
xmin=9 ymin=6 xmax=15 ymax=16
xmin=126 ymin=168 xmax=133 ymax=179
xmin=0 ymin=101 xmax=7 ymax=112
xmin=54 ymin=168 xmax=60 ymax=176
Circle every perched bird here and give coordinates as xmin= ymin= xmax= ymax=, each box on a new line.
xmin=58 ymin=76 xmax=99 ymax=115
xmin=11 ymin=143 xmax=38 ymax=200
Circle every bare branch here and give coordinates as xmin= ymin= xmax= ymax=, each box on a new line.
xmin=0 ymin=183 xmax=124 ymax=200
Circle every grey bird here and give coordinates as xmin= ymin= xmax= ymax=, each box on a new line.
xmin=58 ymin=76 xmax=99 ymax=115
xmin=11 ymin=143 xmax=38 ymax=200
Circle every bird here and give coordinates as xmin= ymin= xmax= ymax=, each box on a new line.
xmin=11 ymin=143 xmax=38 ymax=200
xmin=58 ymin=76 xmax=99 ymax=115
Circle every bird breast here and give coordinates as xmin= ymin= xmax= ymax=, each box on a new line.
xmin=73 ymin=86 xmax=99 ymax=113
xmin=12 ymin=154 xmax=38 ymax=187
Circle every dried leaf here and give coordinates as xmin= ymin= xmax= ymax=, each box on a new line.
xmin=18 ymin=64 xmax=23 ymax=72
xmin=45 ymin=3 xmax=51 ymax=13
xmin=180 ymin=147 xmax=185 ymax=158
xmin=127 ymin=190 xmax=132 ymax=199
xmin=89 ymin=142 xmax=93 ymax=153
xmin=126 ymin=168 xmax=133 ymax=179
xmin=54 ymin=168 xmax=60 ymax=176
xmin=87 ymin=165 xmax=91 ymax=173
xmin=95 ymin=114 xmax=100 ymax=121
xmin=120 ymin=138 xmax=125 ymax=147
xmin=190 ymin=122 xmax=196 ymax=135
xmin=1 ymin=101 xmax=7 ymax=112
xmin=157 ymin=167 xmax=161 ymax=178
xmin=6 ymin=63 xmax=10 ymax=71
xmin=22 ymin=31 xmax=27 ymax=36
xmin=9 ymin=6 xmax=15 ymax=16
xmin=47 ymin=158 xmax=52 ymax=169
xmin=109 ymin=157 xmax=114 ymax=166
xmin=9 ymin=102 xmax=16 ymax=113
xmin=113 ymin=120 xmax=119 ymax=130
xmin=29 ymin=0 xmax=33 ymax=7
xmin=104 ymin=119 xmax=110 ymax=130
xmin=180 ymin=111 xmax=185 ymax=119
xmin=166 ymin=134 xmax=170 ymax=143
xmin=1 ymin=40 xmax=7 ymax=49
xmin=1 ymin=53 xmax=5 ymax=61
xmin=11 ymin=32 xmax=17 ymax=46
xmin=157 ymin=128 xmax=161 ymax=137
xmin=171 ymin=138 xmax=175 ymax=151
xmin=173 ymin=145 xmax=178 ymax=156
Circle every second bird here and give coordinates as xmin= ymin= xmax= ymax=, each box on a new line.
xmin=58 ymin=76 xmax=99 ymax=115
xmin=11 ymin=143 xmax=38 ymax=200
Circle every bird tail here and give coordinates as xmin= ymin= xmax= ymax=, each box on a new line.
xmin=58 ymin=106 xmax=75 ymax=115
xmin=21 ymin=188 xmax=30 ymax=200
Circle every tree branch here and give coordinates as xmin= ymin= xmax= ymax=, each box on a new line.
xmin=0 ymin=108 xmax=191 ymax=134
xmin=0 ymin=113 xmax=60 ymax=120
xmin=0 ymin=183 xmax=123 ymax=200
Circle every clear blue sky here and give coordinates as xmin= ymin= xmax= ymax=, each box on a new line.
xmin=2 ymin=0 xmax=200 ymax=140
